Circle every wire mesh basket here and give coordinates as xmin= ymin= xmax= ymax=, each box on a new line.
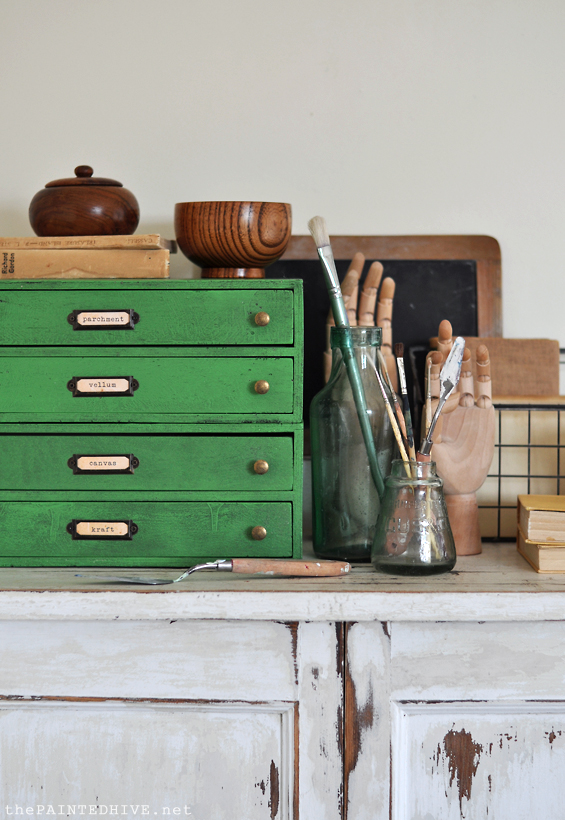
xmin=477 ymin=398 xmax=565 ymax=540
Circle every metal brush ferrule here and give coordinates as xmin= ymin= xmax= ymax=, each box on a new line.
xmin=396 ymin=357 xmax=408 ymax=394
xmin=419 ymin=438 xmax=433 ymax=456
xmin=317 ymin=246 xmax=349 ymax=329
xmin=216 ymin=560 xmax=233 ymax=572
xmin=317 ymin=245 xmax=339 ymax=288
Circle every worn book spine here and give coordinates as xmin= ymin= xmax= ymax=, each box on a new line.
xmin=517 ymin=526 xmax=565 ymax=572
xmin=518 ymin=503 xmax=565 ymax=542
xmin=0 ymin=235 xmax=176 ymax=251
xmin=0 ymin=248 xmax=170 ymax=279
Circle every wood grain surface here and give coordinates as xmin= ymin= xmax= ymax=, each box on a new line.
xmin=174 ymin=201 xmax=291 ymax=274
xmin=29 ymin=184 xmax=139 ymax=237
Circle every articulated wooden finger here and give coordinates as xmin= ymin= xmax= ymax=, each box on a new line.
xmin=358 ymin=260 xmax=383 ymax=326
xmin=437 ymin=319 xmax=453 ymax=359
xmin=376 ymin=276 xmax=395 ymax=339
xmin=428 ymin=350 xmax=443 ymax=399
xmin=476 ymin=344 xmax=492 ymax=408
xmin=423 ymin=352 xmax=441 ymax=437
xmin=346 ymin=251 xmax=365 ymax=277
xmin=231 ymin=558 xmax=351 ymax=576
xmin=341 ymin=267 xmax=361 ymax=326
xmin=377 ymin=277 xmax=397 ymax=390
xmin=459 ymin=348 xmax=475 ymax=407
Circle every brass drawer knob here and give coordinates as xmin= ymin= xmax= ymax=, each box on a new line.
xmin=253 ymin=460 xmax=269 ymax=474
xmin=254 ymin=380 xmax=270 ymax=394
xmin=251 ymin=526 xmax=267 ymax=540
xmin=254 ymin=311 xmax=270 ymax=326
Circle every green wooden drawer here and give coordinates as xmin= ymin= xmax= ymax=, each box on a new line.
xmin=0 ymin=281 xmax=296 ymax=346
xmin=0 ymin=434 xmax=294 ymax=491
xmin=0 ymin=500 xmax=293 ymax=566
xmin=0 ymin=351 xmax=295 ymax=421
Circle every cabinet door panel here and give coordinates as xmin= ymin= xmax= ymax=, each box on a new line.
xmin=0 ymin=700 xmax=294 ymax=819
xmin=0 ymin=619 xmax=344 ymax=818
xmin=393 ymin=702 xmax=565 ymax=820
xmin=0 ymin=434 xmax=294 ymax=491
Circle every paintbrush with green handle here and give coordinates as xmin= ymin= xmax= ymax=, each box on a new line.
xmin=308 ymin=216 xmax=385 ymax=498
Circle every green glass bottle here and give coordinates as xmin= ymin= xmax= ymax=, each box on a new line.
xmin=310 ymin=327 xmax=394 ymax=562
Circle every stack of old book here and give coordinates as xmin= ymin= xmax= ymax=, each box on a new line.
xmin=0 ymin=234 xmax=174 ymax=279
xmin=517 ymin=494 xmax=565 ymax=572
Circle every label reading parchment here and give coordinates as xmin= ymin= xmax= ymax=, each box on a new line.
xmin=75 ymin=521 xmax=129 ymax=537
xmin=75 ymin=378 xmax=130 ymax=394
xmin=76 ymin=311 xmax=131 ymax=327
xmin=76 ymin=456 xmax=131 ymax=472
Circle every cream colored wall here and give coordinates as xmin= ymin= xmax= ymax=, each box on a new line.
xmin=1 ymin=0 xmax=564 ymax=343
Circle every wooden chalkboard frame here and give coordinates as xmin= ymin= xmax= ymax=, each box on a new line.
xmin=280 ymin=234 xmax=502 ymax=337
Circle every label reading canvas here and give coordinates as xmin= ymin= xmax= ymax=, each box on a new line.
xmin=76 ymin=456 xmax=131 ymax=472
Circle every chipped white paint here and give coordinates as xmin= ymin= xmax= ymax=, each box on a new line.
xmin=0 ymin=700 xmax=294 ymax=819
xmin=298 ymin=622 xmax=343 ymax=820
xmin=346 ymin=622 xmax=391 ymax=820
xmin=0 ymin=619 xmax=344 ymax=819
xmin=0 ymin=544 xmax=564 ymax=622
xmin=0 ymin=545 xmax=564 ymax=816
xmin=390 ymin=621 xmax=565 ymax=701
xmin=393 ymin=702 xmax=565 ymax=819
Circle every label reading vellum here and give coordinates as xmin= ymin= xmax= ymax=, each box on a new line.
xmin=75 ymin=522 xmax=129 ymax=537
xmin=76 ymin=456 xmax=131 ymax=472
xmin=76 ymin=378 xmax=130 ymax=394
xmin=76 ymin=311 xmax=131 ymax=326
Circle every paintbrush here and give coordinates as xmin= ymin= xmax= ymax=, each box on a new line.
xmin=308 ymin=216 xmax=385 ymax=498
xmin=394 ymin=343 xmax=416 ymax=461
xmin=370 ymin=358 xmax=411 ymax=476
xmin=377 ymin=276 xmax=398 ymax=392
xmin=323 ymin=253 xmax=364 ymax=382
xmin=356 ymin=259 xmax=406 ymax=441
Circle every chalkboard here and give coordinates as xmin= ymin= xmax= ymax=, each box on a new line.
xmin=267 ymin=235 xmax=502 ymax=432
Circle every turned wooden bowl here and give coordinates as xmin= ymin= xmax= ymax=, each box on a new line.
xmin=174 ymin=201 xmax=292 ymax=278
xmin=29 ymin=165 xmax=140 ymax=236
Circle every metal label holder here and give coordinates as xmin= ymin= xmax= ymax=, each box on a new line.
xmin=66 ymin=520 xmax=139 ymax=540
xmin=67 ymin=454 xmax=140 ymax=475
xmin=67 ymin=310 xmax=140 ymax=330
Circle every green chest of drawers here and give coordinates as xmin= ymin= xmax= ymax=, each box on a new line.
xmin=0 ymin=279 xmax=303 ymax=566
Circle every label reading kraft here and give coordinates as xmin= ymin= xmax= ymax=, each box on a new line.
xmin=76 ymin=521 xmax=129 ymax=537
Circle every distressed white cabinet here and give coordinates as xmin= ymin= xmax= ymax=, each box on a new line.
xmin=1 ymin=545 xmax=565 ymax=818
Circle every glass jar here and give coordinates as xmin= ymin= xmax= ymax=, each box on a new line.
xmin=372 ymin=460 xmax=456 ymax=575
xmin=310 ymin=326 xmax=394 ymax=562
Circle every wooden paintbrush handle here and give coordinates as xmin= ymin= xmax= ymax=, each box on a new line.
xmin=231 ymin=559 xmax=351 ymax=576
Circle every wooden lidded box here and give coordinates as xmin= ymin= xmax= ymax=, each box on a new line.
xmin=0 ymin=279 xmax=303 ymax=566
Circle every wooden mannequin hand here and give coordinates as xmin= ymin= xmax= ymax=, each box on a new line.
xmin=426 ymin=320 xmax=495 ymax=554
xmin=323 ymin=252 xmax=397 ymax=389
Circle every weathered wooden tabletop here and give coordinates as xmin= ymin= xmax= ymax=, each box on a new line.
xmin=0 ymin=543 xmax=564 ymax=622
